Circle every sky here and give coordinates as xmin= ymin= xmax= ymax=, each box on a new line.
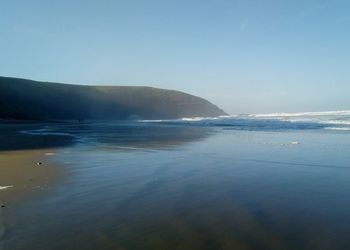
xmin=0 ymin=0 xmax=349 ymax=114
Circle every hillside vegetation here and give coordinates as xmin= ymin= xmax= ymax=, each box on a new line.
xmin=0 ymin=76 xmax=226 ymax=120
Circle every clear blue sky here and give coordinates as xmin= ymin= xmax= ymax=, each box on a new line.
xmin=1 ymin=0 xmax=349 ymax=114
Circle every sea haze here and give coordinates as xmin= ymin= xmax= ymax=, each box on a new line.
xmin=2 ymin=111 xmax=350 ymax=250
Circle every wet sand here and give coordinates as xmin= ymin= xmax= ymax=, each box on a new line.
xmin=0 ymin=121 xmax=75 ymax=205
xmin=0 ymin=149 xmax=62 ymax=206
xmin=0 ymin=149 xmax=62 ymax=248
xmin=2 ymin=122 xmax=350 ymax=249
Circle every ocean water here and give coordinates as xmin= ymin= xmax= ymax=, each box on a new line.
xmin=142 ymin=110 xmax=350 ymax=131
xmin=2 ymin=111 xmax=350 ymax=250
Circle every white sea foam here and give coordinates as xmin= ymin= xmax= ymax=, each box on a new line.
xmin=181 ymin=117 xmax=210 ymax=121
xmin=45 ymin=152 xmax=56 ymax=156
xmin=181 ymin=115 xmax=234 ymax=121
xmin=139 ymin=111 xmax=350 ymax=131
xmin=139 ymin=119 xmax=164 ymax=122
xmin=250 ymin=110 xmax=350 ymax=118
xmin=21 ymin=129 xmax=73 ymax=137
xmin=247 ymin=111 xmax=350 ymax=130
xmin=140 ymin=115 xmax=234 ymax=123
xmin=325 ymin=127 xmax=350 ymax=131
xmin=0 ymin=186 xmax=13 ymax=190
xmin=322 ymin=120 xmax=350 ymax=125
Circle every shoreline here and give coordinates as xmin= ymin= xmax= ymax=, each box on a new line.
xmin=0 ymin=149 xmax=63 ymax=207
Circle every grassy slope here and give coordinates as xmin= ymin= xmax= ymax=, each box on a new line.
xmin=0 ymin=76 xmax=226 ymax=120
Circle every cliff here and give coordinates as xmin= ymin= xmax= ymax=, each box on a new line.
xmin=0 ymin=76 xmax=226 ymax=120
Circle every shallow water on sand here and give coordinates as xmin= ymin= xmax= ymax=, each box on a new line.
xmin=2 ymin=122 xmax=350 ymax=250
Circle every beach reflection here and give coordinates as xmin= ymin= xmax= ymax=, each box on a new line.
xmin=3 ymin=125 xmax=350 ymax=250
xmin=0 ymin=121 xmax=213 ymax=151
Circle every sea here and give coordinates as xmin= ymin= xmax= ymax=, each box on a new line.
xmin=1 ymin=110 xmax=350 ymax=250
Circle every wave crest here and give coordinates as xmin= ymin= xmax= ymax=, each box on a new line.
xmin=140 ymin=110 xmax=350 ymax=132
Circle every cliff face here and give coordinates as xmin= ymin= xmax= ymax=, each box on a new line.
xmin=0 ymin=76 xmax=226 ymax=121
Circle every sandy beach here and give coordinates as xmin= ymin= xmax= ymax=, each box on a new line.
xmin=0 ymin=149 xmax=62 ymax=206
xmin=0 ymin=121 xmax=350 ymax=249
xmin=0 ymin=121 xmax=75 ymax=206
xmin=0 ymin=148 xmax=63 ymax=249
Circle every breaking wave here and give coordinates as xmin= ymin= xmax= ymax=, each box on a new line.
xmin=140 ymin=110 xmax=350 ymax=131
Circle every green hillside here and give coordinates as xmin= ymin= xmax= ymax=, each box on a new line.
xmin=0 ymin=76 xmax=226 ymax=120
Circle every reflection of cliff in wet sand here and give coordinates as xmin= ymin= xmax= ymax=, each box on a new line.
xmin=51 ymin=122 xmax=213 ymax=151
xmin=0 ymin=121 xmax=212 ymax=205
